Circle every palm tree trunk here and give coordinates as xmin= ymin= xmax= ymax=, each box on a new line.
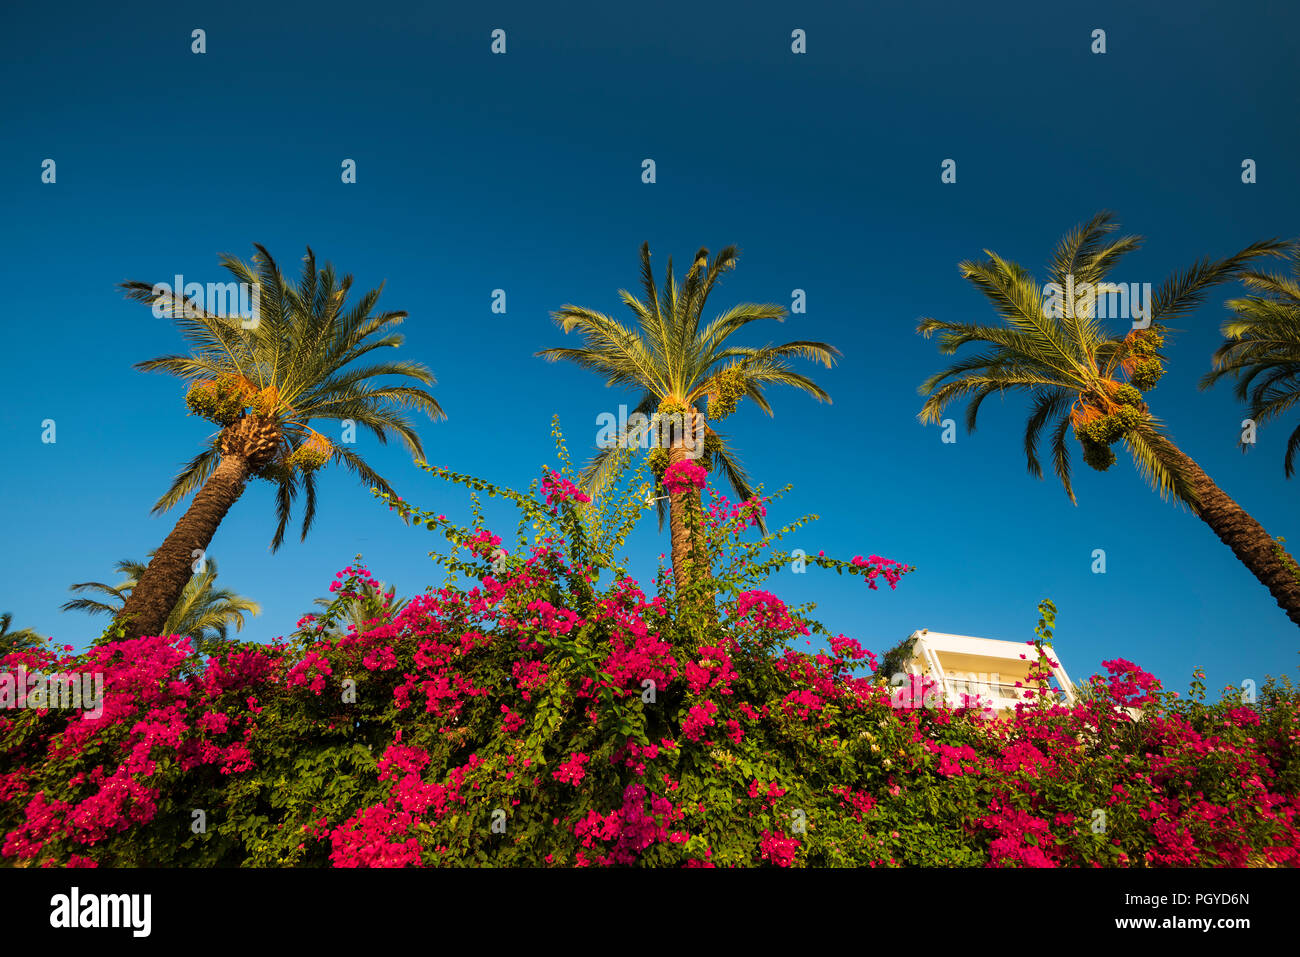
xmin=114 ymin=455 xmax=252 ymax=640
xmin=1168 ymin=446 xmax=1300 ymax=627
xmin=667 ymin=451 xmax=701 ymax=594
xmin=667 ymin=410 xmax=707 ymax=595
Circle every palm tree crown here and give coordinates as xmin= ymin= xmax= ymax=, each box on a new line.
xmin=310 ymin=579 xmax=408 ymax=637
xmin=917 ymin=212 xmax=1300 ymax=627
xmin=538 ymin=241 xmax=839 ymax=519
xmin=114 ymin=245 xmax=444 ymax=641
xmin=124 ymin=244 xmax=445 ymax=548
xmin=0 ymin=613 xmax=45 ymax=655
xmin=918 ymin=211 xmax=1287 ymax=505
xmin=1202 ymin=249 xmax=1300 ymax=476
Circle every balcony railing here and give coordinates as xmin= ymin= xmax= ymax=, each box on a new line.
xmin=943 ymin=680 xmax=1070 ymax=709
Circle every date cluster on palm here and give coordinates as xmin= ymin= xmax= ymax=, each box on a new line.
xmin=185 ymin=374 xmax=285 ymax=426
xmin=1073 ymin=380 xmax=1149 ymax=472
xmin=185 ymin=376 xmax=252 ymax=426
xmin=1124 ymin=328 xmax=1166 ymax=391
xmin=647 ymin=445 xmax=669 ymax=477
xmin=287 ymin=432 xmax=334 ymax=472
xmin=708 ymin=365 xmax=747 ymax=421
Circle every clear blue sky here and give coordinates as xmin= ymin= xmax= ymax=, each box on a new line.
xmin=2 ymin=0 xmax=1297 ymax=698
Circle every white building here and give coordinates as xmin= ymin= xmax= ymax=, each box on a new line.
xmin=893 ymin=629 xmax=1077 ymax=715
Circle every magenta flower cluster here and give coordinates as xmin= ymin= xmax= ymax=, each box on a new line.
xmin=662 ymin=460 xmax=708 ymax=495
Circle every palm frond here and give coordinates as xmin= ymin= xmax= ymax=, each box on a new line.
xmin=1150 ymin=238 xmax=1290 ymax=326
xmin=1023 ymin=390 xmax=1074 ymax=479
xmin=710 ymin=435 xmax=766 ymax=535
xmin=1121 ymin=420 xmax=1199 ymax=507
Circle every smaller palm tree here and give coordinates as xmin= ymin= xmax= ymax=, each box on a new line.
xmin=1202 ymin=248 xmax=1300 ymax=476
xmin=64 ymin=554 xmax=259 ymax=655
xmin=0 ymin=613 xmax=46 ymax=655
xmin=308 ymin=579 xmax=407 ymax=637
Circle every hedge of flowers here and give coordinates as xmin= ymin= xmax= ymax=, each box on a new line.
xmin=2 ymin=432 xmax=1297 ymax=868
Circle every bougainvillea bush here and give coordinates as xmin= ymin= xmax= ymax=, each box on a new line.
xmin=2 ymin=429 xmax=1298 ymax=867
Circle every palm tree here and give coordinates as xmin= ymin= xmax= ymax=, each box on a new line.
xmin=537 ymin=242 xmax=838 ymax=592
xmin=308 ymin=579 xmax=407 ymax=637
xmin=63 ymin=555 xmax=260 ymax=654
xmin=1202 ymin=248 xmax=1300 ymax=477
xmin=917 ymin=212 xmax=1300 ymax=626
xmin=114 ymin=246 xmax=444 ymax=640
xmin=0 ymin=613 xmax=45 ymax=655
